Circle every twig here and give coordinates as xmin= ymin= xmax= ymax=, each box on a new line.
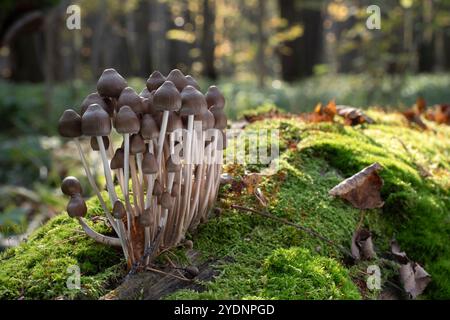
xmin=146 ymin=266 xmax=191 ymax=282
xmin=231 ymin=204 xmax=353 ymax=257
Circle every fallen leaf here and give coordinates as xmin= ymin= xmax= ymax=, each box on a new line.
xmin=402 ymin=109 xmax=428 ymax=130
xmin=351 ymin=228 xmax=376 ymax=260
xmin=329 ymin=162 xmax=384 ymax=209
xmin=425 ymin=104 xmax=450 ymax=125
xmin=336 ymin=105 xmax=375 ymax=126
xmin=243 ymin=172 xmax=262 ymax=194
xmin=308 ymin=100 xmax=337 ymax=123
xmin=399 ymin=262 xmax=431 ymax=299
xmin=415 ymin=97 xmax=427 ymax=114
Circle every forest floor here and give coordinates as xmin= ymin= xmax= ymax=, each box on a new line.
xmin=0 ymin=108 xmax=449 ymax=300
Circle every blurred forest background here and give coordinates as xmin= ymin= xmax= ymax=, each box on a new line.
xmin=1 ymin=0 xmax=450 ymax=247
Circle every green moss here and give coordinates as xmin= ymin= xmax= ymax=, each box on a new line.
xmin=0 ymin=197 xmax=124 ymax=300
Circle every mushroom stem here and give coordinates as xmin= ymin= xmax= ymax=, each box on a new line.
xmin=96 ymin=136 xmax=118 ymax=202
xmin=189 ymin=130 xmax=204 ymax=228
xmin=157 ymin=111 xmax=169 ymax=166
xmin=76 ymin=217 xmax=121 ymax=247
xmin=182 ymin=115 xmax=195 ymax=232
xmin=123 ymin=133 xmax=133 ymax=235
xmin=74 ymin=138 xmax=118 ymax=233
xmin=130 ymin=155 xmax=141 ymax=214
xmin=200 ymin=131 xmax=217 ymax=217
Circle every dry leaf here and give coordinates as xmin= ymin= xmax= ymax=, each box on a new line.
xmin=399 ymin=262 xmax=431 ymax=299
xmin=415 ymin=97 xmax=427 ymax=114
xmin=329 ymin=162 xmax=384 ymax=209
xmin=351 ymin=228 xmax=376 ymax=260
xmin=308 ymin=100 xmax=337 ymax=123
xmin=336 ymin=105 xmax=375 ymax=126
xmin=242 ymin=172 xmax=262 ymax=194
xmin=425 ymin=104 xmax=450 ymax=125
xmin=402 ymin=109 xmax=428 ymax=130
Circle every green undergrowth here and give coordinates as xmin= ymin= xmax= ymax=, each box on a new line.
xmin=0 ymin=196 xmax=125 ymax=299
xmin=1 ymin=109 xmax=449 ymax=300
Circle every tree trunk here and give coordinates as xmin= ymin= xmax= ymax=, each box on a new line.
xmin=201 ymin=0 xmax=217 ymax=80
xmin=256 ymin=0 xmax=267 ymax=88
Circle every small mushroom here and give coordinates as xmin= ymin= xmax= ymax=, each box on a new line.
xmin=97 ymin=68 xmax=127 ymax=98
xmin=146 ymin=70 xmax=166 ymax=92
xmin=130 ymin=134 xmax=146 ymax=155
xmin=166 ymin=69 xmax=188 ymax=92
xmin=210 ymin=105 xmax=227 ymax=130
xmin=185 ymin=75 xmax=200 ymax=90
xmin=140 ymin=114 xmax=159 ymax=141
xmin=80 ymin=92 xmax=110 ymax=116
xmin=153 ymin=179 xmax=163 ymax=197
xmin=118 ymin=87 xmax=145 ymax=114
xmin=110 ymin=148 xmax=125 ymax=170
xmin=61 ymin=176 xmax=82 ymax=196
xmin=161 ymin=192 xmax=174 ymax=210
xmin=142 ymin=152 xmax=158 ymax=175
xmin=58 ymin=109 xmax=82 ymax=138
xmin=205 ymin=85 xmax=225 ymax=109
xmin=67 ymin=194 xmax=87 ymax=218
xmin=112 ymin=200 xmax=126 ymax=219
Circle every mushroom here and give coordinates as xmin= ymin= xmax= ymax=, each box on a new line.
xmin=179 ymin=85 xmax=208 ymax=233
xmin=185 ymin=75 xmax=200 ymax=90
xmin=97 ymin=68 xmax=127 ymax=98
xmin=130 ymin=133 xmax=146 ymax=213
xmin=166 ymin=69 xmax=188 ymax=92
xmin=61 ymin=176 xmax=121 ymax=247
xmin=114 ymin=105 xmax=140 ymax=219
xmin=80 ymin=92 xmax=110 ymax=116
xmin=118 ymin=87 xmax=145 ymax=114
xmin=146 ymin=70 xmax=166 ymax=92
xmin=153 ymin=81 xmax=181 ymax=167
xmin=90 ymin=136 xmax=110 ymax=151
xmin=205 ymin=85 xmax=225 ymax=109
xmin=58 ymin=109 xmax=112 ymax=230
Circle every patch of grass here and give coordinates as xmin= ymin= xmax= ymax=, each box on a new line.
xmin=0 ymin=197 xmax=124 ymax=300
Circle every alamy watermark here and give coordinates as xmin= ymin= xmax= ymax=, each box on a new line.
xmin=366 ymin=5 xmax=381 ymax=30
xmin=66 ymin=264 xmax=81 ymax=290
xmin=66 ymin=4 xmax=81 ymax=30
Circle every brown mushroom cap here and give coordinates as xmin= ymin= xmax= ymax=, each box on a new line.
xmin=112 ymin=200 xmax=126 ymax=219
xmin=130 ymin=134 xmax=146 ymax=154
xmin=166 ymin=69 xmax=188 ymax=92
xmin=80 ymin=93 xmax=110 ymax=116
xmin=153 ymin=81 xmax=182 ymax=112
xmin=205 ymin=85 xmax=225 ymax=109
xmin=160 ymin=192 xmax=174 ymax=209
xmin=139 ymin=87 xmax=151 ymax=98
xmin=210 ymin=105 xmax=227 ymax=129
xmin=180 ymin=85 xmax=207 ymax=117
xmin=142 ymin=152 xmax=158 ymax=174
xmin=167 ymin=112 xmax=183 ymax=133
xmin=140 ymin=114 xmax=159 ymax=140
xmin=171 ymin=182 xmax=180 ymax=197
xmin=195 ymin=109 xmax=215 ymax=130
xmin=67 ymin=194 xmax=87 ymax=218
xmin=139 ymin=210 xmax=151 ymax=227
xmin=81 ymin=104 xmax=112 ymax=136
xmin=58 ymin=109 xmax=82 ymax=138
xmin=114 ymin=106 xmax=140 ymax=134
xmin=118 ymin=87 xmax=145 ymax=114
xmin=103 ymin=97 xmax=117 ymax=116
xmin=110 ymin=148 xmax=125 ymax=169
xmin=90 ymin=136 xmax=110 ymax=151
xmin=97 ymin=68 xmax=127 ymax=98
xmin=166 ymin=155 xmax=181 ymax=172
xmin=146 ymin=71 xmax=166 ymax=92
xmin=61 ymin=176 xmax=82 ymax=196
xmin=185 ymin=75 xmax=200 ymax=90
xmin=153 ymin=179 xmax=163 ymax=196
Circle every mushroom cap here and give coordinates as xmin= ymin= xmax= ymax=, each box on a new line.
xmin=90 ymin=136 xmax=110 ymax=151
xmin=167 ymin=112 xmax=183 ymax=133
xmin=160 ymin=192 xmax=174 ymax=209
xmin=153 ymin=179 xmax=163 ymax=196
xmin=80 ymin=93 xmax=110 ymax=116
xmin=180 ymin=85 xmax=207 ymax=116
xmin=58 ymin=109 xmax=82 ymax=138
xmin=139 ymin=209 xmax=151 ymax=227
xmin=130 ymin=134 xmax=146 ymax=154
xmin=205 ymin=85 xmax=225 ymax=109
xmin=103 ymin=97 xmax=117 ymax=115
xmin=166 ymin=155 xmax=181 ymax=172
xmin=112 ymin=200 xmax=126 ymax=219
xmin=110 ymin=148 xmax=125 ymax=169
xmin=81 ymin=104 xmax=112 ymax=136
xmin=171 ymin=182 xmax=180 ymax=197
xmin=67 ymin=194 xmax=87 ymax=218
xmin=195 ymin=109 xmax=215 ymax=130
xmin=185 ymin=75 xmax=200 ymax=90
xmin=146 ymin=71 xmax=166 ymax=92
xmin=97 ymin=68 xmax=127 ymax=98
xmin=114 ymin=106 xmax=140 ymax=134
xmin=166 ymin=69 xmax=188 ymax=92
xmin=140 ymin=114 xmax=159 ymax=140
xmin=139 ymin=87 xmax=151 ymax=98
xmin=210 ymin=105 xmax=227 ymax=129
xmin=118 ymin=87 xmax=145 ymax=114
xmin=153 ymin=81 xmax=182 ymax=112
xmin=61 ymin=176 xmax=82 ymax=196
xmin=142 ymin=152 xmax=158 ymax=174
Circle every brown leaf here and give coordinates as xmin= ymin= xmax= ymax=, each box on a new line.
xmin=415 ymin=97 xmax=427 ymax=114
xmin=242 ymin=172 xmax=262 ymax=194
xmin=402 ymin=109 xmax=428 ymax=130
xmin=308 ymin=100 xmax=337 ymax=123
xmin=336 ymin=105 xmax=375 ymax=126
xmin=425 ymin=104 xmax=450 ymax=125
xmin=351 ymin=228 xmax=376 ymax=260
xmin=329 ymin=162 xmax=384 ymax=209
xmin=399 ymin=262 xmax=431 ymax=299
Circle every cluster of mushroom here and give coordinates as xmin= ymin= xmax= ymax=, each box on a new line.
xmin=58 ymin=68 xmax=227 ymax=268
